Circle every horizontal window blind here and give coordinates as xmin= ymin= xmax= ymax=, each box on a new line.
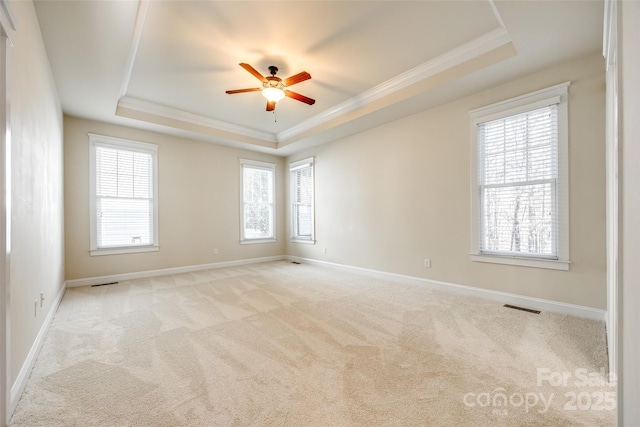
xmin=477 ymin=104 xmax=559 ymax=258
xmin=291 ymin=162 xmax=313 ymax=240
xmin=242 ymin=161 xmax=275 ymax=240
xmin=95 ymin=145 xmax=155 ymax=248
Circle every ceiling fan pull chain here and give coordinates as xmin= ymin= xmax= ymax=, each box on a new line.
xmin=274 ymin=109 xmax=277 ymax=123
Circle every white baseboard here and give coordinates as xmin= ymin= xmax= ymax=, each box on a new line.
xmin=65 ymin=255 xmax=286 ymax=288
xmin=64 ymin=253 xmax=606 ymax=320
xmin=10 ymin=282 xmax=66 ymax=414
xmin=286 ymin=256 xmax=606 ymax=321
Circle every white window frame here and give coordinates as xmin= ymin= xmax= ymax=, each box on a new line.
xmin=240 ymin=158 xmax=276 ymax=244
xmin=469 ymin=82 xmax=570 ymax=270
xmin=289 ymin=157 xmax=315 ymax=244
xmin=89 ymin=133 xmax=159 ymax=256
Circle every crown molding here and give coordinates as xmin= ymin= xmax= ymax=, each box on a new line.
xmin=277 ymin=27 xmax=512 ymax=143
xmin=119 ymin=0 xmax=149 ymax=99
xmin=602 ymin=0 xmax=616 ymax=69
xmin=117 ymin=96 xmax=277 ymax=143
xmin=116 ymin=0 xmax=276 ymax=146
xmin=487 ymin=0 xmax=506 ymax=29
xmin=0 ymin=0 xmax=16 ymax=43
xmin=116 ymin=2 xmax=511 ymax=151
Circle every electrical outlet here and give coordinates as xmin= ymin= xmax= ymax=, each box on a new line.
xmin=323 ymin=248 xmax=327 ymax=254
xmin=424 ymin=259 xmax=431 ymax=268
xmin=40 ymin=291 xmax=44 ymax=307
xmin=214 ymin=248 xmax=219 ymax=255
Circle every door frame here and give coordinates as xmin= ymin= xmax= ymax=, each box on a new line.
xmin=603 ymin=0 xmax=619 ymax=382
xmin=0 ymin=1 xmax=14 ymax=425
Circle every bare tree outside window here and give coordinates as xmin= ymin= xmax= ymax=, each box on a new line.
xmin=293 ymin=165 xmax=313 ymax=239
xmin=478 ymin=105 xmax=558 ymax=258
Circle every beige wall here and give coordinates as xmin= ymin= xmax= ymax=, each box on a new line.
xmin=9 ymin=0 xmax=65 ymax=387
xmin=64 ymin=117 xmax=286 ymax=280
xmin=64 ymin=55 xmax=606 ymax=309
xmin=287 ymin=53 xmax=606 ymax=309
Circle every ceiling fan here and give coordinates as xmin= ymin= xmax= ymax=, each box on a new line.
xmin=226 ymin=63 xmax=316 ymax=111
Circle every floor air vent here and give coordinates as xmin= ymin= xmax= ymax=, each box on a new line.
xmin=91 ymin=282 xmax=118 ymax=287
xmin=503 ymin=304 xmax=541 ymax=314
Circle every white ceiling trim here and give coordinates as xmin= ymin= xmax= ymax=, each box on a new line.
xmin=117 ymin=26 xmax=512 ymax=150
xmin=115 ymin=0 xmax=279 ymax=146
xmin=34 ymin=0 xmax=605 ymax=157
xmin=276 ymin=27 xmax=512 ymax=143
xmin=602 ymin=0 xmax=616 ymax=68
xmin=119 ymin=0 xmax=149 ymax=99
xmin=487 ymin=0 xmax=506 ymax=29
xmin=0 ymin=0 xmax=16 ymax=42
xmin=114 ymin=0 xmax=513 ymax=150
xmin=117 ymin=96 xmax=278 ymax=143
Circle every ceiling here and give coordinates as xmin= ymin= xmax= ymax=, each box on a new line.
xmin=33 ymin=0 xmax=604 ymax=157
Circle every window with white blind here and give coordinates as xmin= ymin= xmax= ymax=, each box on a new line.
xmin=240 ymin=159 xmax=276 ymax=243
xmin=89 ymin=134 xmax=159 ymax=256
xmin=470 ymin=83 xmax=570 ymax=270
xmin=290 ymin=157 xmax=315 ymax=243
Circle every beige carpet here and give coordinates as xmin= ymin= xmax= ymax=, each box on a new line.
xmin=10 ymin=260 xmax=615 ymax=426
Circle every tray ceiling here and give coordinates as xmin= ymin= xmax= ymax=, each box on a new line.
xmin=34 ymin=0 xmax=603 ymax=156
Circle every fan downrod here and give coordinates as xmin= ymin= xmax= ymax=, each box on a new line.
xmin=268 ymin=66 xmax=278 ymax=76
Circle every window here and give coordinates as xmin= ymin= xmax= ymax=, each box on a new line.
xmin=290 ymin=157 xmax=315 ymax=243
xmin=470 ymin=83 xmax=570 ymax=270
xmin=240 ymin=159 xmax=276 ymax=243
xmin=89 ymin=134 xmax=158 ymax=256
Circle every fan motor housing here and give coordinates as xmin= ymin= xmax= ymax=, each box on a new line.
xmin=264 ymin=78 xmax=284 ymax=90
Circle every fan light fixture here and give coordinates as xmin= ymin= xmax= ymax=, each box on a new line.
xmin=262 ymin=86 xmax=285 ymax=103
xmin=226 ymin=63 xmax=315 ymax=112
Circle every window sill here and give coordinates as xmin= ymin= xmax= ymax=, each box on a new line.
xmin=90 ymin=245 xmax=159 ymax=256
xmin=291 ymin=238 xmax=315 ymax=245
xmin=470 ymin=253 xmax=570 ymax=271
xmin=240 ymin=238 xmax=276 ymax=245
